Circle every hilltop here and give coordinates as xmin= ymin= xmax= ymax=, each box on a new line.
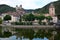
xmin=35 ymin=1 xmax=60 ymax=15
xmin=0 ymin=1 xmax=60 ymax=15
xmin=0 ymin=4 xmax=16 ymax=13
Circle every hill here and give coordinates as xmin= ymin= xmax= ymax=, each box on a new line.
xmin=0 ymin=4 xmax=16 ymax=13
xmin=35 ymin=1 xmax=60 ymax=15
xmin=0 ymin=1 xmax=60 ymax=15
xmin=0 ymin=4 xmax=34 ymax=14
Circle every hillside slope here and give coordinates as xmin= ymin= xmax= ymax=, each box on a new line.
xmin=0 ymin=4 xmax=16 ymax=13
xmin=35 ymin=1 xmax=60 ymax=15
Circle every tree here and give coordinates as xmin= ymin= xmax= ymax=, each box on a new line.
xmin=36 ymin=14 xmax=45 ymax=21
xmin=4 ymin=15 xmax=11 ymax=21
xmin=46 ymin=16 xmax=53 ymax=25
xmin=36 ymin=14 xmax=45 ymax=25
xmin=0 ymin=18 xmax=2 ymax=24
xmin=46 ymin=16 xmax=52 ymax=21
xmin=23 ymin=13 xmax=35 ymax=21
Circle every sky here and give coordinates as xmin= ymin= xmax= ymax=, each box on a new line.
xmin=0 ymin=0 xmax=57 ymax=9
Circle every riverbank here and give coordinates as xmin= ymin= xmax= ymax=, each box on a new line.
xmin=0 ymin=24 xmax=56 ymax=29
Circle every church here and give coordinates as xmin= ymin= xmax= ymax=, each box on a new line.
xmin=48 ymin=3 xmax=57 ymax=23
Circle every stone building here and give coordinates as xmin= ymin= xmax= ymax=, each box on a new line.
xmin=16 ymin=5 xmax=25 ymax=16
xmin=49 ymin=3 xmax=55 ymax=17
xmin=49 ymin=3 xmax=58 ymax=23
xmin=0 ymin=4 xmax=58 ymax=24
xmin=0 ymin=5 xmax=25 ymax=22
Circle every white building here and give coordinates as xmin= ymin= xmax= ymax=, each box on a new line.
xmin=0 ymin=5 xmax=25 ymax=22
xmin=1 ymin=13 xmax=19 ymax=22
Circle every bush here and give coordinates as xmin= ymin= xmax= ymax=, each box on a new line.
xmin=42 ymin=22 xmax=46 ymax=25
xmin=38 ymin=21 xmax=42 ymax=25
xmin=4 ymin=31 xmax=12 ymax=37
xmin=11 ymin=22 xmax=33 ymax=25
xmin=48 ymin=22 xmax=54 ymax=25
xmin=38 ymin=21 xmax=46 ymax=25
xmin=26 ymin=22 xmax=32 ymax=25
xmin=0 ymin=18 xmax=2 ymax=24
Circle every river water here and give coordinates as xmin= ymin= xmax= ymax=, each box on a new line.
xmin=0 ymin=26 xmax=60 ymax=40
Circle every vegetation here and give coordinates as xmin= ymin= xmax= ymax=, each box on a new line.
xmin=37 ymin=14 xmax=45 ymax=21
xmin=15 ymin=28 xmax=55 ymax=40
xmin=4 ymin=15 xmax=11 ymax=21
xmin=46 ymin=16 xmax=52 ymax=21
xmin=11 ymin=22 xmax=32 ymax=25
xmin=36 ymin=14 xmax=45 ymax=25
xmin=0 ymin=4 xmax=16 ymax=13
xmin=23 ymin=13 xmax=35 ymax=21
xmin=35 ymin=1 xmax=60 ymax=15
xmin=0 ymin=1 xmax=60 ymax=15
xmin=0 ymin=18 xmax=2 ymax=24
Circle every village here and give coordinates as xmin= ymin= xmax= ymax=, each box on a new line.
xmin=0 ymin=3 xmax=58 ymax=26
xmin=0 ymin=0 xmax=60 ymax=40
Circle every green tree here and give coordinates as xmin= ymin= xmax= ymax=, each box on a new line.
xmin=0 ymin=18 xmax=2 ymax=24
xmin=36 ymin=14 xmax=45 ymax=21
xmin=4 ymin=15 xmax=11 ymax=21
xmin=35 ymin=14 xmax=45 ymax=25
xmin=46 ymin=16 xmax=52 ymax=21
xmin=46 ymin=16 xmax=52 ymax=25
xmin=23 ymin=13 xmax=35 ymax=21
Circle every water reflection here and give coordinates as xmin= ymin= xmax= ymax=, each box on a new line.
xmin=0 ymin=26 xmax=60 ymax=40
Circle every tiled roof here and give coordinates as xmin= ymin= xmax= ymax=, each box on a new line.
xmin=3 ymin=12 xmax=21 ymax=17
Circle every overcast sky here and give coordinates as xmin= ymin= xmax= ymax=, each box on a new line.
xmin=0 ymin=0 xmax=57 ymax=9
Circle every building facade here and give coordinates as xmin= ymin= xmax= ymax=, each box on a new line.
xmin=0 ymin=4 xmax=58 ymax=23
xmin=0 ymin=5 xmax=25 ymax=22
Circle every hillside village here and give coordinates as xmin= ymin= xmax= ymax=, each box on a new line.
xmin=0 ymin=3 xmax=58 ymax=25
xmin=0 ymin=0 xmax=60 ymax=40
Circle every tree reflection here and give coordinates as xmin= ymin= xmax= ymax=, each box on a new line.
xmin=0 ymin=27 xmax=60 ymax=40
xmin=15 ymin=28 xmax=54 ymax=40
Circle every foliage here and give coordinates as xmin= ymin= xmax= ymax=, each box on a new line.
xmin=0 ymin=4 xmax=16 ymax=13
xmin=35 ymin=1 xmax=60 ymax=15
xmin=4 ymin=31 xmax=12 ymax=37
xmin=23 ymin=13 xmax=35 ymax=21
xmin=36 ymin=14 xmax=45 ymax=21
xmin=46 ymin=16 xmax=52 ymax=20
xmin=12 ymin=22 xmax=32 ymax=25
xmin=38 ymin=20 xmax=42 ymax=25
xmin=0 ymin=18 xmax=2 ymax=24
xmin=4 ymin=15 xmax=11 ymax=21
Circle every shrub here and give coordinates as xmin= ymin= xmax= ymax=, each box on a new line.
xmin=38 ymin=21 xmax=42 ymax=25
xmin=48 ymin=22 xmax=54 ymax=25
xmin=11 ymin=22 xmax=32 ymax=25
xmin=42 ymin=22 xmax=46 ymax=25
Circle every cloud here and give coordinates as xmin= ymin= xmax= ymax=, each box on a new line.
xmin=0 ymin=0 xmax=57 ymax=9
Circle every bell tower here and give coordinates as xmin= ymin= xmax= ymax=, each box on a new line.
xmin=19 ymin=5 xmax=22 ymax=9
xmin=49 ymin=3 xmax=55 ymax=17
xmin=16 ymin=5 xmax=18 ymax=11
xmin=15 ymin=4 xmax=25 ymax=15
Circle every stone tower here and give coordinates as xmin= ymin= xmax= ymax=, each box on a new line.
xmin=16 ymin=5 xmax=25 ymax=15
xmin=16 ymin=5 xmax=18 ymax=11
xmin=19 ymin=5 xmax=22 ymax=9
xmin=49 ymin=3 xmax=55 ymax=17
